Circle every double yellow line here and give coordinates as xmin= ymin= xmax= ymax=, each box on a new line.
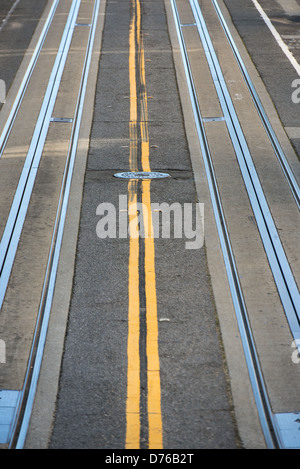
xmin=126 ymin=0 xmax=163 ymax=449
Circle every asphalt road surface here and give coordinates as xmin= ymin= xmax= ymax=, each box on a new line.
xmin=0 ymin=0 xmax=299 ymax=451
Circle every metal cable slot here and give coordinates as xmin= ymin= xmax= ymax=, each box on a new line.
xmin=0 ymin=0 xmax=100 ymax=448
xmin=170 ymin=0 xmax=300 ymax=449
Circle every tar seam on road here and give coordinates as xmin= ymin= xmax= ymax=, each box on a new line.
xmin=126 ymin=0 xmax=163 ymax=449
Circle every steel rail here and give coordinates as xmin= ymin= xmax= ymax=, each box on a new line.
xmin=0 ymin=0 xmax=82 ymax=309
xmin=170 ymin=0 xmax=297 ymax=449
xmin=0 ymin=0 xmax=60 ymax=157
xmin=189 ymin=0 xmax=300 ymax=340
xmin=10 ymin=0 xmax=100 ymax=449
xmin=211 ymin=0 xmax=300 ymax=211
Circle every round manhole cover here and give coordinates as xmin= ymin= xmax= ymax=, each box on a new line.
xmin=114 ymin=171 xmax=170 ymax=180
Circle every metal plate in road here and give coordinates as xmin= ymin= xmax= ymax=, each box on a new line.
xmin=114 ymin=171 xmax=170 ymax=179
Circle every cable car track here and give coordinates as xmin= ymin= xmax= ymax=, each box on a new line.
xmin=0 ymin=0 xmax=100 ymax=449
xmin=170 ymin=0 xmax=300 ymax=449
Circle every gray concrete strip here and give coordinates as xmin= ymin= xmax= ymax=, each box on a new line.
xmin=285 ymin=126 xmax=300 ymax=139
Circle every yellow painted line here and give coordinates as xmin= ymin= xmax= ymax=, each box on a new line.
xmin=126 ymin=181 xmax=141 ymax=449
xmin=126 ymin=0 xmax=163 ymax=449
xmin=126 ymin=0 xmax=140 ymax=449
xmin=142 ymin=180 xmax=163 ymax=449
xmin=138 ymin=24 xmax=150 ymax=173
